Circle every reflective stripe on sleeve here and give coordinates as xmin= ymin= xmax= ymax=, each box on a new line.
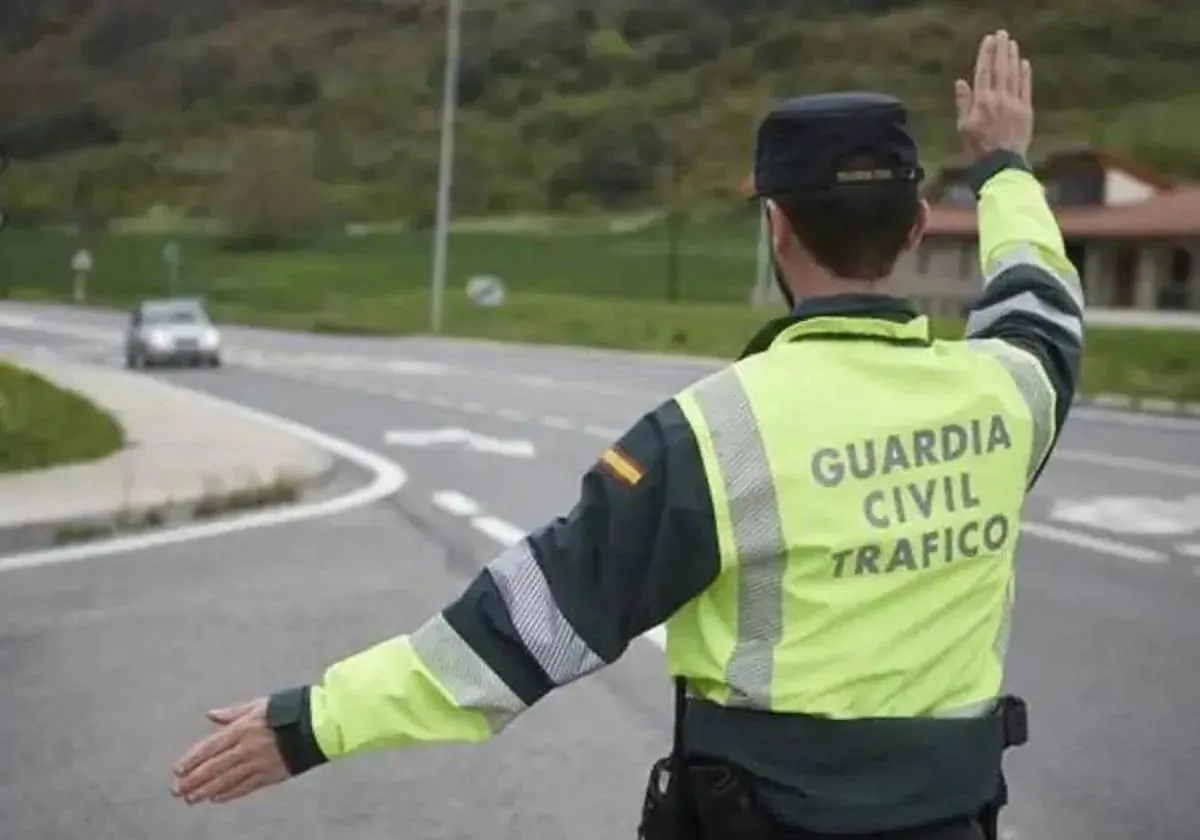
xmin=966 ymin=338 xmax=1058 ymax=484
xmin=686 ymin=367 xmax=789 ymax=709
xmin=981 ymin=243 xmax=1084 ymax=310
xmin=966 ymin=288 xmax=1084 ymax=342
xmin=487 ymin=540 xmax=606 ymax=686
xmin=408 ymin=612 xmax=527 ymax=734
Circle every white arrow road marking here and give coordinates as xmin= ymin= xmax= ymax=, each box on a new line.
xmin=1049 ymin=495 xmax=1200 ymax=537
xmin=385 ymin=359 xmax=451 ymax=376
xmin=384 ymin=427 xmax=536 ymax=459
xmin=0 ymin=314 xmax=37 ymax=328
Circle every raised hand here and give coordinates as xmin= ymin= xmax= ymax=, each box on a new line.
xmin=954 ymin=29 xmax=1034 ymax=161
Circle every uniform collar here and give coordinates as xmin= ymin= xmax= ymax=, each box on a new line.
xmin=738 ymin=294 xmax=929 ymax=359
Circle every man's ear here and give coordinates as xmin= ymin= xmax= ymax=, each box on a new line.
xmin=907 ymin=199 xmax=930 ymax=251
xmin=765 ymin=199 xmax=791 ymax=257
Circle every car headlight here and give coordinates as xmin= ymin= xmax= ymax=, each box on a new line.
xmin=148 ymin=330 xmax=172 ymax=348
xmin=199 ymin=328 xmax=220 ymax=349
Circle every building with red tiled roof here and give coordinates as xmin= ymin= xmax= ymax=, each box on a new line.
xmin=744 ymin=146 xmax=1200 ymax=314
xmin=901 ymin=146 xmax=1200 ymax=315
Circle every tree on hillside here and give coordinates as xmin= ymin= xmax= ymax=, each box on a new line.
xmin=215 ymin=129 xmax=322 ymax=250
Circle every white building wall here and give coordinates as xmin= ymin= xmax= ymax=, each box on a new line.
xmin=1104 ymin=168 xmax=1157 ymax=205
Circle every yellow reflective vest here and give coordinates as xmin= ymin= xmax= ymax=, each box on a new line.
xmin=669 ymin=311 xmax=1037 ymax=720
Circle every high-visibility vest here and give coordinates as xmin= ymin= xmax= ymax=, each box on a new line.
xmin=666 ymin=312 xmax=1053 ymax=829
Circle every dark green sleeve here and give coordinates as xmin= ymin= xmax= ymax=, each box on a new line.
xmin=439 ymin=397 xmax=721 ymax=704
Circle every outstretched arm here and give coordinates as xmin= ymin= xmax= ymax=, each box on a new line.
xmin=172 ymin=399 xmax=720 ymax=803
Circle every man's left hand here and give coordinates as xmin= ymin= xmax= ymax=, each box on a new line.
xmin=171 ymin=698 xmax=292 ymax=805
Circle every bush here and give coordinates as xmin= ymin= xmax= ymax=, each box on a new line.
xmin=0 ymin=362 xmax=125 ymax=473
xmin=215 ymin=129 xmax=323 ymax=251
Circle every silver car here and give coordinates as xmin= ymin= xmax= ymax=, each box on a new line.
xmin=124 ymin=298 xmax=222 ymax=368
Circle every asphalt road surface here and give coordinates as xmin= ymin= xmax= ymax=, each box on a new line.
xmin=1 ymin=301 xmax=1198 ymax=840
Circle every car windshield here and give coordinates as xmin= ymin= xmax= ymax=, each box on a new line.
xmin=143 ymin=305 xmax=207 ymax=326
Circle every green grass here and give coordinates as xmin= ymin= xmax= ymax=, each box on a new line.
xmin=3 ymin=227 xmax=1198 ymax=402
xmin=0 ymin=361 xmax=126 ymax=473
xmin=0 ymin=218 xmax=762 ymax=306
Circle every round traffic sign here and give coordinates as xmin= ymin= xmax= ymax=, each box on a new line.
xmin=466 ymin=274 xmax=506 ymax=308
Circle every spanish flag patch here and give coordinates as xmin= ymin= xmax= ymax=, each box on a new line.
xmin=599 ymin=445 xmax=645 ymax=487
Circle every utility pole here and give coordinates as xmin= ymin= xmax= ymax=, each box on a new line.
xmin=428 ymin=0 xmax=462 ymax=334
xmin=665 ymin=142 xmax=682 ymax=303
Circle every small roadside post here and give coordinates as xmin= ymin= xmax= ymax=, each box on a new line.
xmin=70 ymin=247 xmax=93 ymax=304
xmin=162 ymin=241 xmax=182 ymax=294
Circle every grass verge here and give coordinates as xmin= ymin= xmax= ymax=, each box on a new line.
xmin=0 ymin=361 xmax=125 ymax=473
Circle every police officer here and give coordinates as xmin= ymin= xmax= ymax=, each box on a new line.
xmin=172 ymin=29 xmax=1084 ymax=840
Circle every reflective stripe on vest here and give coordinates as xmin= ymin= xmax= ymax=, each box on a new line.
xmin=668 ymin=315 xmax=1037 ymax=721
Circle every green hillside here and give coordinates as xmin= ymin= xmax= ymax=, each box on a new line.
xmin=1 ymin=0 xmax=1196 ymax=223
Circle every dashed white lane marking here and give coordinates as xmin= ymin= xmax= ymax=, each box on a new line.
xmin=541 ymin=415 xmax=573 ymax=429
xmin=583 ymin=425 xmax=622 ymax=439
xmin=1020 ymin=522 xmax=1167 ymax=564
xmin=473 ymin=516 xmax=527 ymax=546
xmin=432 ymin=490 xmax=483 ymax=518
xmin=1178 ymin=543 xmax=1200 ymax=559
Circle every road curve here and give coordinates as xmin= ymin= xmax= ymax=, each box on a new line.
xmin=1 ymin=301 xmax=1198 ymax=840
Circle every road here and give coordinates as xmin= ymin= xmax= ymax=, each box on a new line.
xmin=1 ymin=301 xmax=1198 ymax=840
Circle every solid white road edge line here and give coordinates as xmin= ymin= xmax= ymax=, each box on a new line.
xmin=1051 ymin=449 xmax=1200 ymax=481
xmin=1068 ymin=405 xmax=1200 ymax=432
xmin=0 ymin=378 xmax=407 ymax=574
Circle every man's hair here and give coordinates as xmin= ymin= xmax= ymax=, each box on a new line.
xmin=773 ymin=177 xmax=920 ymax=281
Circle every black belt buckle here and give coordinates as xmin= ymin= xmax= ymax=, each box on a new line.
xmin=999 ymin=695 xmax=1028 ymax=748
